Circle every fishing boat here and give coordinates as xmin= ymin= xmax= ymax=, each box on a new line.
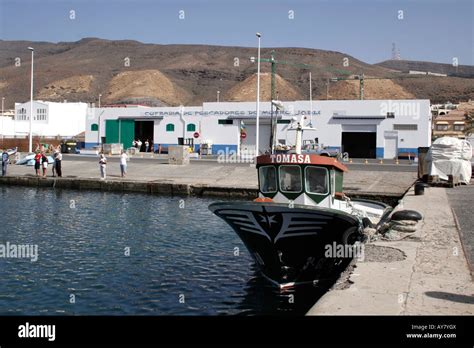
xmin=209 ymin=116 xmax=392 ymax=288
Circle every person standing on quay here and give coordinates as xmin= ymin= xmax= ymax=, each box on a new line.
xmin=55 ymin=150 xmax=63 ymax=177
xmin=34 ymin=151 xmax=42 ymax=176
xmin=99 ymin=153 xmax=107 ymax=180
xmin=1 ymin=150 xmax=8 ymax=176
xmin=120 ymin=150 xmax=128 ymax=178
xmin=145 ymin=139 xmax=149 ymax=153
xmin=52 ymin=151 xmax=58 ymax=177
xmin=41 ymin=152 xmax=48 ymax=177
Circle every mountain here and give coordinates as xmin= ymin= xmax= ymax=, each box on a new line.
xmin=0 ymin=38 xmax=473 ymax=109
xmin=376 ymin=59 xmax=474 ymax=78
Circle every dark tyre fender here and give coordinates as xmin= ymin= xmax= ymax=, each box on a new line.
xmin=341 ymin=226 xmax=360 ymax=245
xmin=391 ymin=210 xmax=423 ymax=221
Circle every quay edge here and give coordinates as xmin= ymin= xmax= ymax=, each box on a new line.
xmin=0 ymin=175 xmax=403 ymax=203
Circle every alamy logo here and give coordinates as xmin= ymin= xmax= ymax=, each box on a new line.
xmin=217 ymin=149 xmax=255 ymax=163
xmin=18 ymin=322 xmax=56 ymax=341
xmin=380 ymin=101 xmax=421 ymax=120
xmin=0 ymin=242 xmax=38 ymax=262
xmin=324 ymin=242 xmax=365 ymax=261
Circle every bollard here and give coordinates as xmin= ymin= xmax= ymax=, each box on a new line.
xmin=414 ymin=182 xmax=426 ymax=196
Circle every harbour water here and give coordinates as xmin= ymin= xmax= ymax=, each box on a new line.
xmin=0 ymin=186 xmax=327 ymax=315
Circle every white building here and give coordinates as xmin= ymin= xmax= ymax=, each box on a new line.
xmin=1 ymin=101 xmax=88 ymax=138
xmin=85 ymin=99 xmax=432 ymax=159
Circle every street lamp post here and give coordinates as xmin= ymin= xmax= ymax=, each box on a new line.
xmin=217 ymin=91 xmax=220 ymax=103
xmin=97 ymin=94 xmax=102 ymax=151
xmin=255 ymin=32 xmax=261 ymax=157
xmin=28 ymin=47 xmax=34 ymax=153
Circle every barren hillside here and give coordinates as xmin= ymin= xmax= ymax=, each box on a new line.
xmin=105 ymin=70 xmax=192 ymax=105
xmin=226 ymin=73 xmax=302 ymax=101
xmin=0 ymin=38 xmax=472 ymax=108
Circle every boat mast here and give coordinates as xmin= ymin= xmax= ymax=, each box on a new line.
xmin=295 ymin=116 xmax=304 ymax=155
xmin=309 ymin=71 xmax=313 ymax=127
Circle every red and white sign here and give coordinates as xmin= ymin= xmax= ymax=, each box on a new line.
xmin=193 ymin=132 xmax=200 ymax=139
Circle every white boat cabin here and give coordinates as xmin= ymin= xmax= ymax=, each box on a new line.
xmin=256 ymin=153 xmax=347 ymax=208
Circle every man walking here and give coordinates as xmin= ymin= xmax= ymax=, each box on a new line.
xmin=120 ymin=150 xmax=128 ymax=178
xmin=1 ymin=149 xmax=8 ymax=176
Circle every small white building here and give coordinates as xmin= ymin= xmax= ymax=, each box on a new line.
xmin=85 ymin=99 xmax=432 ymax=159
xmin=1 ymin=101 xmax=88 ymax=138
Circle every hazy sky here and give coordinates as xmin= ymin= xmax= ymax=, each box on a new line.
xmin=0 ymin=0 xmax=473 ymax=65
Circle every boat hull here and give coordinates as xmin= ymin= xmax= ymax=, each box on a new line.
xmin=209 ymin=201 xmax=363 ymax=287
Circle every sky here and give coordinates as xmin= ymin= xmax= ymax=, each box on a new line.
xmin=0 ymin=0 xmax=473 ymax=65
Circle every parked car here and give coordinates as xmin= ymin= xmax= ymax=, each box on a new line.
xmin=61 ymin=139 xmax=79 ymax=154
xmin=301 ymin=143 xmax=340 ymax=157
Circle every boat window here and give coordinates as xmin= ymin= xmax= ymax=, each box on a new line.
xmin=305 ymin=167 xmax=329 ymax=195
xmin=259 ymin=166 xmax=277 ymax=193
xmin=279 ymin=165 xmax=302 ymax=193
xmin=331 ymin=170 xmax=335 ymax=196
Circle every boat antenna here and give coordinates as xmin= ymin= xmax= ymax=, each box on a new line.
xmin=309 ymin=71 xmax=313 ymax=127
xmin=271 ymin=100 xmax=284 ymax=154
xmin=295 ymin=117 xmax=303 ymax=155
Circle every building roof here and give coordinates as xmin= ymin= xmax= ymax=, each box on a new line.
xmin=435 ymin=110 xmax=467 ymax=121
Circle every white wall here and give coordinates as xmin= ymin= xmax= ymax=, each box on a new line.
xmin=84 ymin=99 xmax=432 ymax=157
xmin=274 ymin=100 xmax=431 ymax=157
xmin=13 ymin=101 xmax=87 ymax=137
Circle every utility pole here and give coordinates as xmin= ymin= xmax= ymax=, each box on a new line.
xmin=270 ymin=50 xmax=276 ymax=152
xmin=28 ymin=47 xmax=34 ymax=153
xmin=326 ymin=78 xmax=330 ymax=100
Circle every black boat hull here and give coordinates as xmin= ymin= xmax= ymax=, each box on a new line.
xmin=209 ymin=201 xmax=362 ymax=287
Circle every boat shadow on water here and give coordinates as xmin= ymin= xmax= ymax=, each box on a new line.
xmin=235 ymin=261 xmax=351 ymax=316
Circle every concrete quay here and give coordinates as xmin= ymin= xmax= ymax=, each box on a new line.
xmin=0 ymin=156 xmax=417 ymax=201
xmin=307 ymin=185 xmax=474 ymax=315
